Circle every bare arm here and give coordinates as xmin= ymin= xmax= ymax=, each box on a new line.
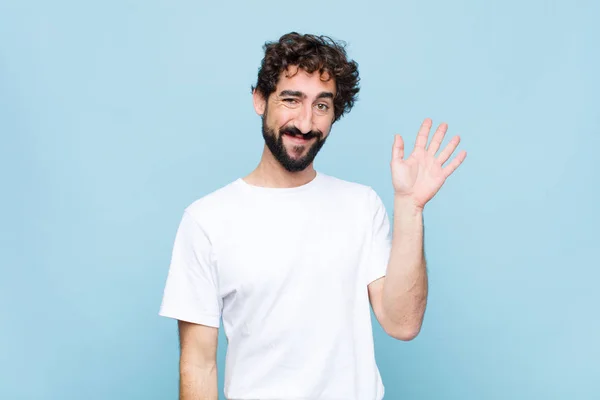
xmin=178 ymin=320 xmax=219 ymax=400
xmin=369 ymin=119 xmax=465 ymax=341
xmin=368 ymin=198 xmax=427 ymax=341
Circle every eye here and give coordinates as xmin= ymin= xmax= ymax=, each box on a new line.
xmin=314 ymin=103 xmax=330 ymax=114
xmin=282 ymin=98 xmax=300 ymax=105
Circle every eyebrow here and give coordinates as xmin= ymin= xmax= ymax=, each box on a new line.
xmin=279 ymin=90 xmax=334 ymax=100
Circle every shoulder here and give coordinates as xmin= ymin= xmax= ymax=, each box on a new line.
xmin=183 ymin=179 xmax=244 ymax=224
xmin=318 ymin=172 xmax=372 ymax=194
xmin=318 ymin=172 xmax=383 ymax=207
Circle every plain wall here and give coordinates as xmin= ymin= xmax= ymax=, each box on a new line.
xmin=1 ymin=0 xmax=598 ymax=399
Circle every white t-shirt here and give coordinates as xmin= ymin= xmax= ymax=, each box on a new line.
xmin=159 ymin=171 xmax=392 ymax=400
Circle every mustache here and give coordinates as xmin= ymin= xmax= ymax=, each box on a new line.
xmin=280 ymin=126 xmax=322 ymax=140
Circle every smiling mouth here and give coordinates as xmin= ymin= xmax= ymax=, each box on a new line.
xmin=283 ymin=132 xmax=313 ymax=142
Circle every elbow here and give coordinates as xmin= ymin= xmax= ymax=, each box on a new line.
xmin=384 ymin=322 xmax=422 ymax=341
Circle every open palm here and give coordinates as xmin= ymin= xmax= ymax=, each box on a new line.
xmin=391 ymin=119 xmax=467 ymax=209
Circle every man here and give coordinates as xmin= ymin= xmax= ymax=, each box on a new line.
xmin=159 ymin=32 xmax=466 ymax=400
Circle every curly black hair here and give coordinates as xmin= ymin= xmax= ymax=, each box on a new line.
xmin=251 ymin=32 xmax=360 ymax=122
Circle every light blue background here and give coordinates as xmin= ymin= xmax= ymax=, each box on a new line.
xmin=1 ymin=0 xmax=598 ymax=399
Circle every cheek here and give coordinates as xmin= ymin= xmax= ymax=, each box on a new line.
xmin=317 ymin=120 xmax=333 ymax=136
xmin=269 ymin=109 xmax=295 ymax=129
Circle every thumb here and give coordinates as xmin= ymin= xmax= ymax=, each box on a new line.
xmin=392 ymin=134 xmax=404 ymax=161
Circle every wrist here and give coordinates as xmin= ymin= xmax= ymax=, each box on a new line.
xmin=393 ymin=195 xmax=424 ymax=216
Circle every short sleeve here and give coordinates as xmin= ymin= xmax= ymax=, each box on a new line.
xmin=365 ymin=188 xmax=392 ymax=285
xmin=159 ymin=210 xmax=222 ymax=328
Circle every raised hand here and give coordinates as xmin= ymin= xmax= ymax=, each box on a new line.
xmin=391 ymin=118 xmax=467 ymax=210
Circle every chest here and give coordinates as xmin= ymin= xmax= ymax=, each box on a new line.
xmin=213 ymin=202 xmax=370 ymax=302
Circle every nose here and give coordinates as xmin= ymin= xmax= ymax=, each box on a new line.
xmin=294 ymin=104 xmax=313 ymax=134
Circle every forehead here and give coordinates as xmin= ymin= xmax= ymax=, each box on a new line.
xmin=275 ymin=66 xmax=336 ymax=97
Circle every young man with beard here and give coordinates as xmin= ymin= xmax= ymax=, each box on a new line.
xmin=159 ymin=32 xmax=466 ymax=400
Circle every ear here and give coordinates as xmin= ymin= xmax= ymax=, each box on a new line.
xmin=252 ymin=89 xmax=267 ymax=116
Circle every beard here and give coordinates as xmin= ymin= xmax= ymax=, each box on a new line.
xmin=261 ymin=110 xmax=328 ymax=173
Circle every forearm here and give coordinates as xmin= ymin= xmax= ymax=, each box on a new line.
xmin=179 ymin=362 xmax=218 ymax=400
xmin=382 ymin=195 xmax=428 ymax=338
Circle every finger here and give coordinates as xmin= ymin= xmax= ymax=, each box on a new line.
xmin=437 ymin=135 xmax=461 ymax=165
xmin=427 ymin=122 xmax=448 ymax=155
xmin=392 ymin=134 xmax=404 ymax=160
xmin=414 ymin=118 xmax=432 ymax=150
xmin=443 ymin=150 xmax=467 ymax=178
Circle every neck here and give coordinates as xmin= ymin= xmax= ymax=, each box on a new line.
xmin=243 ymin=145 xmax=317 ymax=188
